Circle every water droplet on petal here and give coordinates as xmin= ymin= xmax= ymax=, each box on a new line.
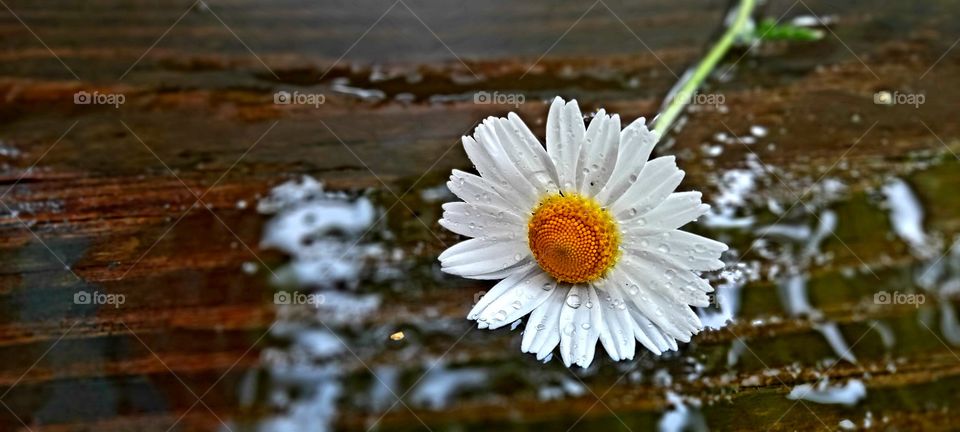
xmin=566 ymin=294 xmax=582 ymax=308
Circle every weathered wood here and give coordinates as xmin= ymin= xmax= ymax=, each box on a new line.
xmin=2 ymin=0 xmax=960 ymax=430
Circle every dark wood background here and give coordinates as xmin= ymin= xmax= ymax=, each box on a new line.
xmin=2 ymin=0 xmax=960 ymax=430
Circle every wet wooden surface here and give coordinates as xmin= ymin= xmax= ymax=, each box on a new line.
xmin=2 ymin=0 xmax=960 ymax=431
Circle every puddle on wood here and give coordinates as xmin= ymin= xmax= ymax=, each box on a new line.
xmin=212 ymin=128 xmax=960 ymax=431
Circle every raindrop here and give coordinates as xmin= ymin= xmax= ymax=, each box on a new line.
xmin=511 ymin=300 xmax=522 ymax=310
xmin=563 ymin=323 xmax=576 ymax=335
xmin=537 ymin=323 xmax=546 ymax=331
xmin=629 ymin=208 xmax=638 ymax=217
xmin=542 ymin=282 xmax=553 ymax=291
xmin=665 ymin=269 xmax=676 ymax=280
xmin=566 ymin=294 xmax=582 ymax=308
xmin=514 ymin=253 xmax=523 ymax=261
xmin=582 ymin=322 xmax=592 ymax=330
xmin=494 ymin=310 xmax=507 ymax=321
xmin=629 ymin=174 xmax=638 ymax=183
xmin=658 ymin=244 xmax=670 ymax=253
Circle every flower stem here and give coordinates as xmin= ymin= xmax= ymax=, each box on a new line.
xmin=652 ymin=0 xmax=757 ymax=135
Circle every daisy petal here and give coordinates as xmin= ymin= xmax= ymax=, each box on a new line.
xmin=613 ymin=266 xmax=701 ymax=342
xmin=610 ymin=156 xmax=684 ymax=220
xmin=468 ymin=264 xmax=539 ymax=321
xmin=490 ymin=114 xmax=560 ymax=194
xmin=596 ymin=117 xmax=659 ymax=203
xmin=447 ymin=169 xmax=525 ymax=214
xmin=460 ymin=258 xmax=536 ymax=280
xmin=469 ymin=125 xmax=540 ymax=205
xmin=578 ymin=112 xmax=620 ymax=197
xmin=628 ymin=304 xmax=679 ymax=352
xmin=604 ymin=270 xmax=663 ymax=355
xmin=522 ymin=287 xmax=566 ymax=360
xmin=558 ymin=285 xmax=601 ymax=367
xmin=475 ymin=271 xmax=557 ymax=329
xmin=439 ymin=238 xmax=529 ymax=277
xmin=440 ymin=202 xmax=525 ymax=239
xmin=546 ymin=97 xmax=586 ymax=192
xmin=625 ymin=192 xmax=710 ymax=234
xmin=594 ymin=282 xmax=638 ymax=361
xmin=619 ymin=255 xmax=712 ymax=308
xmin=629 ymin=230 xmax=727 ymax=272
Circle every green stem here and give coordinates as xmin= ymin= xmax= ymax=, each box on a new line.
xmin=652 ymin=0 xmax=756 ymax=135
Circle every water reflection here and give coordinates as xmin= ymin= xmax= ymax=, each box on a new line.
xmin=885 ymin=177 xmax=960 ymax=346
xmin=229 ymin=153 xmax=960 ymax=429
xmin=233 ymin=176 xmax=388 ymax=431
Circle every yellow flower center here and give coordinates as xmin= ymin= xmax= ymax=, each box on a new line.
xmin=527 ymin=193 xmax=620 ymax=283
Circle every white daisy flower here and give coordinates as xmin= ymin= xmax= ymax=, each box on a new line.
xmin=439 ymin=97 xmax=728 ymax=367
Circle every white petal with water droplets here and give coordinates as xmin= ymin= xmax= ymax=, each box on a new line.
xmin=612 ymin=266 xmax=701 ymax=342
xmin=468 ymin=263 xmax=539 ymax=321
xmin=476 ymin=270 xmax=557 ymax=329
xmin=610 ymin=156 xmax=684 ymax=219
xmin=521 ymin=287 xmax=567 ymax=360
xmin=597 ymin=117 xmax=659 ymax=203
xmin=439 ymin=238 xmax=529 ymax=278
xmin=440 ymin=202 xmax=525 ymax=239
xmin=628 ymin=304 xmax=679 ymax=352
xmin=619 ymin=255 xmax=712 ymax=307
xmin=491 ymin=114 xmax=560 ymax=194
xmin=546 ymin=97 xmax=586 ymax=192
xmin=626 ymin=230 xmax=727 ymax=272
xmin=594 ymin=282 xmax=639 ymax=361
xmin=625 ymin=192 xmax=710 ymax=235
xmin=447 ymin=169 xmax=524 ymax=214
xmin=558 ymin=285 xmax=601 ymax=367
xmin=471 ymin=122 xmax=540 ymax=205
xmin=577 ymin=112 xmax=620 ymax=197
